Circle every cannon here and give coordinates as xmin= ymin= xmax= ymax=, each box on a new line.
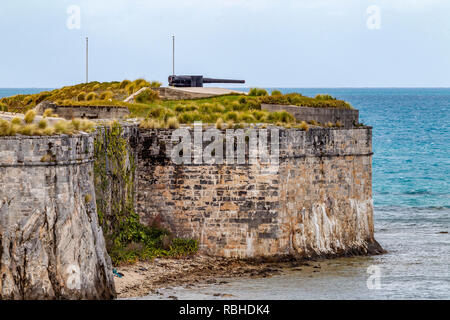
xmin=168 ymin=75 xmax=245 ymax=87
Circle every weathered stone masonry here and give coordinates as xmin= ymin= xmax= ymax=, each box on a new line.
xmin=261 ymin=104 xmax=359 ymax=128
xmin=0 ymin=122 xmax=382 ymax=299
xmin=133 ymin=126 xmax=383 ymax=259
xmin=0 ymin=134 xmax=115 ymax=299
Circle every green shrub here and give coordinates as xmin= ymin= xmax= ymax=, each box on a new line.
xmin=252 ymin=111 xmax=266 ymax=121
xmin=100 ymin=90 xmax=114 ymax=100
xmin=24 ymin=110 xmax=36 ymax=124
xmin=299 ymin=121 xmax=309 ymax=131
xmin=239 ymin=112 xmax=255 ymax=123
xmin=19 ymin=124 xmax=38 ymax=136
xmin=315 ymin=94 xmax=335 ymax=100
xmin=11 ymin=117 xmax=22 ymax=125
xmin=140 ymin=119 xmax=163 ymax=129
xmin=248 ymin=88 xmax=258 ymax=96
xmin=150 ymin=81 xmax=162 ymax=88
xmin=177 ymin=111 xmax=202 ymax=123
xmin=38 ymin=119 xmax=48 ymax=129
xmin=0 ymin=119 xmax=9 ymax=135
xmin=126 ymin=83 xmax=136 ymax=95
xmin=42 ymin=126 xmax=55 ymax=135
xmin=279 ymin=110 xmax=294 ymax=123
xmin=43 ymin=108 xmax=54 ymax=117
xmin=261 ymin=93 xmax=352 ymax=110
xmin=86 ymin=92 xmax=98 ymax=101
xmin=0 ymin=102 xmax=8 ymax=112
xmin=249 ymin=88 xmax=268 ymax=96
xmin=225 ymin=111 xmax=238 ymax=122
xmin=271 ymin=90 xmax=282 ymax=96
xmin=119 ymin=79 xmax=131 ymax=89
xmin=148 ymin=106 xmax=166 ymax=118
xmin=77 ymin=92 xmax=86 ymax=101
xmin=133 ymin=78 xmax=148 ymax=87
xmin=216 ymin=118 xmax=224 ymax=129
xmin=166 ymin=117 xmax=180 ymax=129
xmin=135 ymin=89 xmax=159 ymax=104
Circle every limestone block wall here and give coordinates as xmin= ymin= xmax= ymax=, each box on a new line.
xmin=0 ymin=134 xmax=115 ymax=299
xmin=134 ymin=126 xmax=383 ymax=259
xmin=261 ymin=104 xmax=359 ymax=127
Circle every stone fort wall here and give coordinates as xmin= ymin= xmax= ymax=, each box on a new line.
xmin=0 ymin=134 xmax=115 ymax=299
xmin=0 ymin=123 xmax=382 ymax=300
xmin=132 ymin=126 xmax=382 ymax=258
xmin=261 ymin=104 xmax=359 ymax=128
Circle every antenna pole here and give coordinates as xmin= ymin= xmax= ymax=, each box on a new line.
xmin=172 ymin=35 xmax=175 ymax=76
xmin=86 ymin=37 xmax=89 ymax=83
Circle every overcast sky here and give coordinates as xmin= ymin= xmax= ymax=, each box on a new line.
xmin=1 ymin=0 xmax=449 ymax=88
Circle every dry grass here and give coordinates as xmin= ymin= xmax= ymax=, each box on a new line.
xmin=24 ymin=110 xmax=36 ymax=124
xmin=43 ymin=108 xmax=55 ymax=117
xmin=0 ymin=117 xmax=96 ymax=137
xmin=298 ymin=121 xmax=309 ymax=131
xmin=166 ymin=117 xmax=180 ymax=129
xmin=215 ymin=118 xmax=224 ymax=130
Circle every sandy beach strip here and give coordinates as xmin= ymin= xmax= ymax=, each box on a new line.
xmin=114 ymin=255 xmax=323 ymax=299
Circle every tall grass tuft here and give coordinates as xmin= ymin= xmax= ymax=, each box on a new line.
xmin=271 ymin=90 xmax=282 ymax=96
xmin=24 ymin=110 xmax=36 ymax=124
xmin=38 ymin=119 xmax=48 ymax=129
xmin=166 ymin=117 xmax=180 ymax=129
xmin=215 ymin=118 xmax=224 ymax=130
xmin=249 ymin=88 xmax=268 ymax=96
xmin=80 ymin=119 xmax=95 ymax=132
xmin=86 ymin=92 xmax=98 ymax=101
xmin=11 ymin=117 xmax=22 ymax=125
xmin=140 ymin=119 xmax=163 ymax=129
xmin=119 ymin=80 xmax=131 ymax=89
xmin=100 ymin=91 xmax=114 ymax=100
xmin=77 ymin=92 xmax=86 ymax=101
xmin=299 ymin=121 xmax=309 ymax=131
xmin=20 ymin=124 xmax=38 ymax=136
xmin=135 ymin=89 xmax=159 ymax=104
xmin=0 ymin=119 xmax=9 ymax=135
xmin=315 ymin=94 xmax=335 ymax=100
xmin=126 ymin=84 xmax=136 ymax=95
xmin=43 ymin=108 xmax=54 ymax=118
xmin=0 ymin=102 xmax=8 ymax=112
xmin=150 ymin=81 xmax=162 ymax=88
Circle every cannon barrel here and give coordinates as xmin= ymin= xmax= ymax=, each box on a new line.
xmin=203 ymin=78 xmax=245 ymax=84
xmin=168 ymin=75 xmax=245 ymax=87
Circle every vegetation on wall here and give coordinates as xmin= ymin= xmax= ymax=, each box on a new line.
xmin=94 ymin=121 xmax=197 ymax=265
xmin=132 ymin=93 xmax=348 ymax=129
xmin=0 ymin=79 xmax=162 ymax=113
xmin=260 ymin=92 xmax=353 ymax=110
xmin=0 ymin=109 xmax=95 ymax=136
xmin=0 ymin=79 xmax=353 ymax=129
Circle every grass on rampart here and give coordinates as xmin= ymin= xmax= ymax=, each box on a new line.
xmin=0 ymin=79 xmax=162 ymax=113
xmin=133 ymin=92 xmax=348 ymax=129
xmin=1 ymin=81 xmax=352 ymax=129
xmin=0 ymin=109 xmax=96 ymax=136
xmin=260 ymin=92 xmax=353 ymax=110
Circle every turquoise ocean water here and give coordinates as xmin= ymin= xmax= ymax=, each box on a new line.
xmin=1 ymin=88 xmax=449 ymax=299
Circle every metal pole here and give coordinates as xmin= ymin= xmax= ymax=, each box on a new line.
xmin=86 ymin=37 xmax=89 ymax=83
xmin=172 ymin=35 xmax=175 ymax=76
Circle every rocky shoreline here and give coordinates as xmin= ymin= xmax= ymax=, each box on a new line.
xmin=114 ymin=255 xmax=334 ymax=299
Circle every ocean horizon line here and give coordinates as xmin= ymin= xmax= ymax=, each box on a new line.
xmin=2 ymin=86 xmax=450 ymax=89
